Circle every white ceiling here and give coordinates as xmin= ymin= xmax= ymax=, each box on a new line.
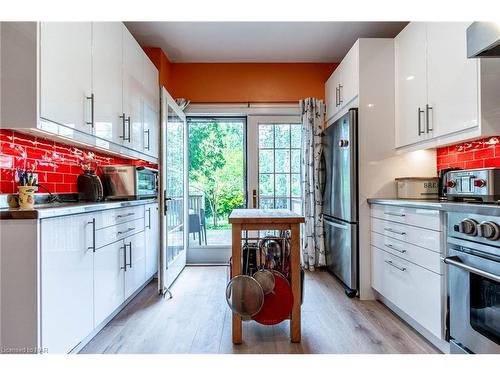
xmin=125 ymin=22 xmax=408 ymax=63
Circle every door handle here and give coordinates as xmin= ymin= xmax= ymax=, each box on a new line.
xmin=443 ymin=256 xmax=500 ymax=283
xmin=325 ymin=220 xmax=348 ymax=229
xmin=384 ymin=227 xmax=406 ymax=236
xmin=87 ymin=218 xmax=96 ymax=252
xmin=127 ymin=242 xmax=132 ymax=269
xmin=121 ymin=244 xmax=127 ymax=271
xmin=86 ymin=93 xmax=94 ymax=128
xmin=385 ymin=260 xmax=406 ymax=272
xmin=145 ymin=129 xmax=150 ymax=150
xmin=418 ymin=107 xmax=425 ymax=136
xmin=252 ymin=189 xmax=257 ymax=208
xmin=425 ymin=104 xmax=433 ymax=133
xmin=385 ymin=243 xmax=407 ymax=254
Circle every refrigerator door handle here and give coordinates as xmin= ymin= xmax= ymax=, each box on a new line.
xmin=324 ymin=218 xmax=349 ymax=229
xmin=319 ymin=150 xmax=327 ymax=197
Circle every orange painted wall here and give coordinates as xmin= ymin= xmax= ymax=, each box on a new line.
xmin=143 ymin=47 xmax=337 ymax=103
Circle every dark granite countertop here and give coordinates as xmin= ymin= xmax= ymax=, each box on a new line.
xmin=367 ymin=198 xmax=499 ymax=216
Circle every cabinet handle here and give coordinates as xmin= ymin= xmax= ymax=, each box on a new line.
xmin=86 ymin=94 xmax=94 ymax=128
xmin=128 ymin=242 xmax=133 ymax=269
xmin=418 ymin=107 xmax=425 ymax=136
xmin=338 ymin=84 xmax=343 ymax=105
xmin=147 ymin=208 xmax=152 ymax=229
xmin=121 ymin=245 xmax=127 ymax=271
xmin=117 ymin=227 xmax=136 ymax=235
xmin=117 ymin=212 xmax=135 ymax=219
xmin=425 ymin=104 xmax=433 ymax=133
xmin=385 ymin=260 xmax=406 ymax=272
xmin=384 ymin=212 xmax=405 ymax=217
xmin=126 ymin=116 xmax=131 ymax=143
xmin=88 ymin=218 xmax=96 ymax=252
xmin=145 ymin=129 xmax=150 ymax=150
xmin=385 ymin=243 xmax=407 ymax=254
xmin=384 ymin=227 xmax=406 ymax=235
xmin=119 ymin=113 xmax=128 ymax=141
xmin=335 ymin=86 xmax=339 ymax=107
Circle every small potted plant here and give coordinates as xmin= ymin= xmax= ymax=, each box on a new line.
xmin=16 ymin=168 xmax=38 ymax=210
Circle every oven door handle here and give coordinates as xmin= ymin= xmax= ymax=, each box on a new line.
xmin=443 ymin=256 xmax=500 ymax=283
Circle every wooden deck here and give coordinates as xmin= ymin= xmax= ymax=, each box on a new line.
xmin=80 ymin=266 xmax=440 ymax=354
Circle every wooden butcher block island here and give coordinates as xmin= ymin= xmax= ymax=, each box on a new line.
xmin=228 ymin=209 xmax=305 ymax=344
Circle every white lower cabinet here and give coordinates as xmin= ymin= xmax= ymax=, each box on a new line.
xmin=40 ymin=213 xmax=95 ymax=353
xmin=144 ymin=203 xmax=159 ymax=278
xmin=0 ymin=202 xmax=158 ymax=353
xmin=124 ymin=231 xmax=147 ymax=299
xmin=370 ymin=204 xmax=445 ymax=346
xmin=371 ymin=246 xmax=442 ymax=338
xmin=93 ymin=240 xmax=126 ymax=327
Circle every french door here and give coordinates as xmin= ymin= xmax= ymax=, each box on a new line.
xmin=159 ymin=88 xmax=188 ymax=293
xmin=247 ymin=115 xmax=303 ymax=213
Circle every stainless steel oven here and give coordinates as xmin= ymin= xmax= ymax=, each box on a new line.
xmin=445 ymin=212 xmax=500 ymax=354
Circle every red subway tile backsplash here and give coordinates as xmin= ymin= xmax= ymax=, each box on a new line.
xmin=0 ymin=130 xmax=158 ymax=194
xmin=436 ymin=136 xmax=500 ymax=171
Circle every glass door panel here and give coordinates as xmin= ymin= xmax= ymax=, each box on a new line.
xmin=186 ymin=117 xmax=246 ymax=264
xmin=159 ymin=88 xmax=187 ymax=290
xmin=248 ymin=116 xmax=303 ymax=215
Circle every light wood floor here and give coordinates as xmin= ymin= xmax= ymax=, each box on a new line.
xmin=80 ymin=266 xmax=440 ymax=354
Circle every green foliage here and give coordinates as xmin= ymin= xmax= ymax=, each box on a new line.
xmin=188 ymin=120 xmax=244 ymax=227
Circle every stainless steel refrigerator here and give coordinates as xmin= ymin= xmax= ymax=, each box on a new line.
xmin=321 ymin=108 xmax=358 ymax=297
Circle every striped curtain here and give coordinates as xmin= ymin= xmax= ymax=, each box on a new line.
xmin=300 ymin=98 xmax=325 ymax=270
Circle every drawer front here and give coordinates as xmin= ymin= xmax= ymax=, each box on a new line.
xmin=371 ymin=231 xmax=442 ymax=274
xmin=371 ymin=217 xmax=441 ymax=253
xmin=96 ymin=217 xmax=145 ymax=249
xmin=371 ymin=246 xmax=443 ymax=338
xmin=94 ymin=206 xmax=145 ymax=230
xmin=371 ymin=204 xmax=441 ymax=231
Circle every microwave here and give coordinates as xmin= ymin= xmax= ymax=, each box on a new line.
xmin=100 ymin=165 xmax=158 ymax=200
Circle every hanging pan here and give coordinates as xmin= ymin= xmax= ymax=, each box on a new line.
xmin=252 ymin=270 xmax=294 ymax=326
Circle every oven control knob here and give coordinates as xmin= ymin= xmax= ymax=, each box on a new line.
xmin=459 ymin=219 xmax=478 ymax=236
xmin=473 ymin=179 xmax=486 ymax=188
xmin=478 ymin=221 xmax=500 ymax=241
xmin=446 ymin=180 xmax=456 ymax=188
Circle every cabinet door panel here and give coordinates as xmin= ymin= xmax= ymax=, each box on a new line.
xmin=41 ymin=213 xmax=94 ymax=353
xmin=94 ymin=240 xmax=125 ymax=327
xmin=339 ymin=42 xmax=359 ymax=107
xmin=123 ymin=26 xmax=143 ymax=150
xmin=40 ymin=22 xmax=92 ymax=134
xmin=92 ymin=22 xmax=123 ymax=144
xmin=143 ymin=57 xmax=159 ymax=157
xmin=427 ymin=22 xmax=478 ymax=137
xmin=145 ymin=203 xmax=159 ymax=278
xmin=395 ymin=22 xmax=428 ymax=147
xmin=124 ymin=231 xmax=147 ymax=299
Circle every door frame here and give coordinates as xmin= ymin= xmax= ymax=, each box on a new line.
xmin=159 ymin=88 xmax=188 ymax=293
xmin=247 ymin=115 xmax=302 ymax=209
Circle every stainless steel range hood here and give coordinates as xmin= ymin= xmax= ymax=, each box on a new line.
xmin=467 ymin=22 xmax=500 ymax=58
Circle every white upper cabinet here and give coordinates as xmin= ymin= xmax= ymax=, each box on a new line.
xmin=123 ymin=25 xmax=144 ymax=151
xmin=339 ymin=43 xmax=359 ymax=108
xmin=426 ymin=22 xmax=479 ymax=137
xmin=92 ymin=22 xmax=124 ymax=144
xmin=325 ymin=41 xmax=360 ymax=123
xmin=143 ymin=57 xmax=159 ymax=157
xmin=394 ymin=22 xmax=500 ymax=149
xmin=40 ymin=22 xmax=93 ymax=134
xmin=395 ymin=22 xmax=429 ymax=147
